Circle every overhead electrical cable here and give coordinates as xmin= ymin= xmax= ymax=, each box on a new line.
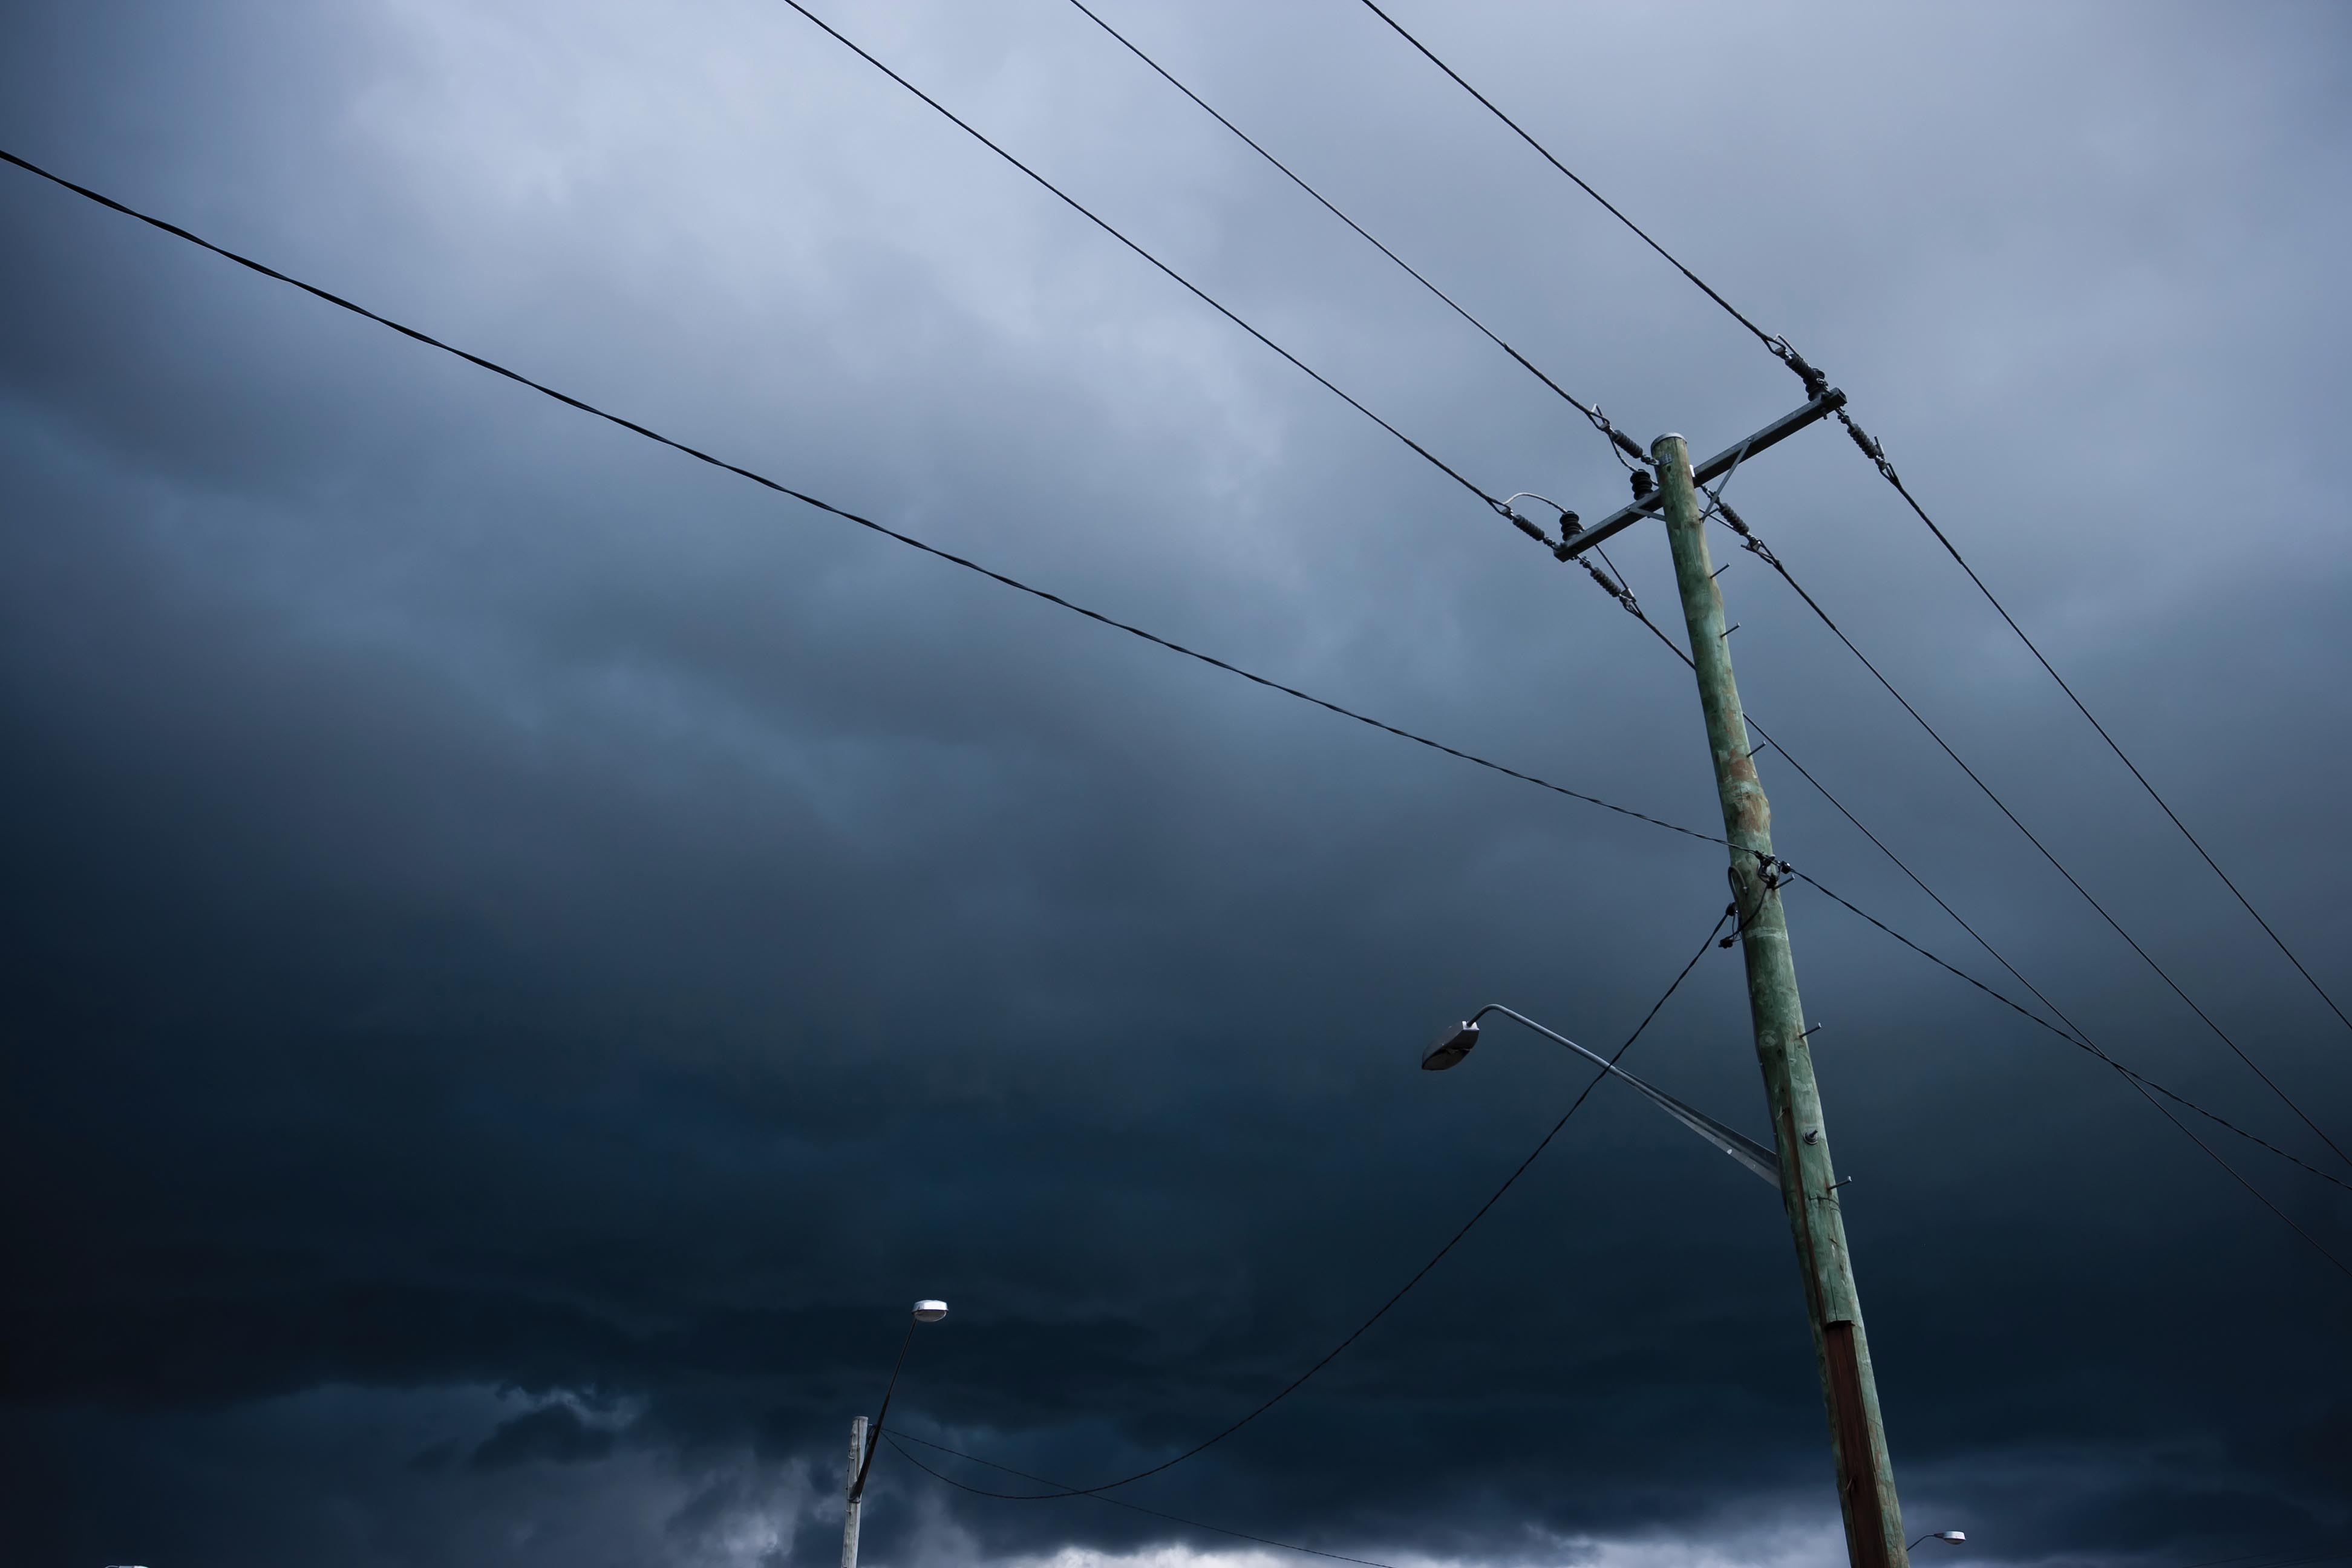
xmin=1351 ymin=0 xmax=1774 ymax=352
xmin=859 ymin=907 xmax=1739 ymax=1501
xmin=1785 ymin=864 xmax=2348 ymax=1197
xmin=1562 ymin=551 xmax=2352 ymax=1270
xmin=1793 ymin=867 xmax=2352 ymax=1280
xmin=3 ymin=146 xmax=2317 ymax=1208
xmin=1350 ymin=0 xmax=2352 ymax=1058
xmin=0 ymin=146 xmax=1722 ymax=856
xmin=1851 ymin=433 xmax=2352 ymax=1053
xmin=1583 ymin=554 xmax=2352 ymax=1202
xmin=11 ymin=151 xmax=2341 ymax=1488
xmin=1059 ymin=0 xmax=1645 ymax=465
xmin=1708 ymin=498 xmax=2351 ymax=1170
xmin=773 ymin=0 xmax=1513 ymax=523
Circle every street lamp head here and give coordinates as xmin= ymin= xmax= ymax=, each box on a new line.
xmin=911 ymin=1299 xmax=949 ymax=1322
xmin=1933 ymin=1533 xmax=1965 ymax=1546
xmin=1422 ymin=1021 xmax=1480 ymax=1071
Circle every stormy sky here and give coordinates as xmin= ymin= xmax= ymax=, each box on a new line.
xmin=3 ymin=2 xmax=2348 ymax=1566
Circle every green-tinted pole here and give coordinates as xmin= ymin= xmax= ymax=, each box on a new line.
xmin=1653 ymin=433 xmax=1908 ymax=1568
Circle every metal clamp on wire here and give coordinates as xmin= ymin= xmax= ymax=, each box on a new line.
xmin=1501 ymin=507 xmax=1550 ymax=546
xmin=1498 ymin=493 xmax=1575 ymax=553
xmin=1592 ymin=408 xmax=1650 ymax=468
xmin=1713 ymin=498 xmax=1783 ymax=569
xmin=1581 ymin=561 xmax=1641 ymax=617
xmin=1768 ymin=336 xmax=1831 ymax=400
xmin=1729 ymin=847 xmax=1795 ymax=895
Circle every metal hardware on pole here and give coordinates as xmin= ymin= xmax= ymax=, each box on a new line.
xmin=1558 ymin=389 xmax=1846 ymax=558
xmin=1652 ymin=431 xmax=1908 ymax=1568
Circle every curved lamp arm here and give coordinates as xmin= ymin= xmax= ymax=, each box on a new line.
xmin=1427 ymin=1005 xmax=1779 ymax=1187
xmin=848 ymin=1300 xmax=949 ymax=1501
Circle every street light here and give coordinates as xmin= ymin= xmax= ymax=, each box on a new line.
xmin=1910 ymin=1532 xmax=1967 ymax=1550
xmin=1425 ymin=1006 xmax=1779 ymax=1186
xmin=841 ymin=1299 xmax=949 ymax=1568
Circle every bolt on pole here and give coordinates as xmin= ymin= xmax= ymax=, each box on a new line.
xmin=1652 ymin=433 xmax=1909 ymax=1568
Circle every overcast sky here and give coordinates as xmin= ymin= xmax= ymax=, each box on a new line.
xmin=4 ymin=3 xmax=2350 ymax=1567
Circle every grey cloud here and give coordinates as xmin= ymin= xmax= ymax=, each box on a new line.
xmin=468 ymin=1403 xmax=619 ymax=1470
xmin=2 ymin=1 xmax=2349 ymax=1566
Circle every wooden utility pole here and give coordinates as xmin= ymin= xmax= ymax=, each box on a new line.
xmin=841 ymin=1415 xmax=867 ymax=1568
xmin=1652 ymin=432 xmax=1909 ymax=1568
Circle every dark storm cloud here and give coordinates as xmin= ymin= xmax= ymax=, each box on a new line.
xmin=3 ymin=2 xmax=2350 ymax=1567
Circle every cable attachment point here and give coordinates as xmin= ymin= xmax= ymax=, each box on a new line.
xmin=1502 ymin=507 xmax=1552 ymax=546
xmin=1581 ymin=561 xmax=1641 ymax=616
xmin=1768 ymin=336 xmax=1831 ymax=400
xmin=1587 ymin=407 xmax=1649 ymax=469
xmin=1629 ymin=469 xmax=1656 ymax=501
xmin=1835 ymin=410 xmax=1900 ymax=485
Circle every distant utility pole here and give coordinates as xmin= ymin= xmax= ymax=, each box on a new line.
xmin=840 ymin=1299 xmax=947 ymax=1568
xmin=1555 ymin=394 xmax=1907 ymax=1568
xmin=841 ymin=1414 xmax=868 ymax=1568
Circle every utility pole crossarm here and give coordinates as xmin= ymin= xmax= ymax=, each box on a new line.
xmin=1560 ymin=388 xmax=1846 ymax=558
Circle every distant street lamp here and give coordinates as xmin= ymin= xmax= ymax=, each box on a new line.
xmin=1425 ymin=1006 xmax=1779 ymax=1186
xmin=1910 ymin=1533 xmax=1967 ymax=1550
xmin=841 ymin=1299 xmax=950 ymax=1568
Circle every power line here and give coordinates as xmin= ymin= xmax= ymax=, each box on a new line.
xmin=1795 ymin=867 xmax=2352 ymax=1281
xmin=1351 ymin=0 xmax=1772 ymax=351
xmin=1843 ymin=423 xmax=2352 ymax=1054
xmin=865 ymin=906 xmax=1738 ymax=1501
xmin=1783 ymin=857 xmax=2349 ymax=1197
xmin=1707 ymin=496 xmax=2351 ymax=1171
xmin=1348 ymin=0 xmax=2352 ymax=1061
xmin=1558 ymin=550 xmax=2352 ymax=1272
xmin=774 ymin=0 xmax=1510 ymax=521
xmin=889 ymin=1431 xmax=1409 ymax=1568
xmin=0 ymin=145 xmax=1720 ymax=855
xmin=10 ymin=140 xmax=2328 ymax=1263
xmin=1059 ymin=0 xmax=1645 ymax=466
xmin=1571 ymin=511 xmax=2348 ymax=1203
